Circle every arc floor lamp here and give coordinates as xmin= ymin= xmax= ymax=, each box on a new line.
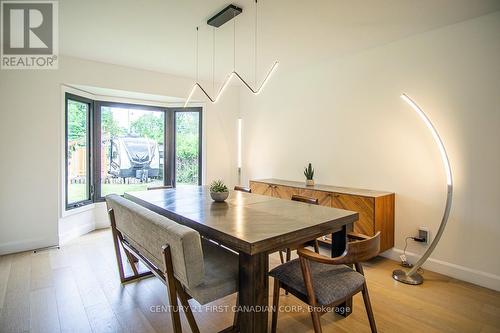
xmin=392 ymin=93 xmax=453 ymax=285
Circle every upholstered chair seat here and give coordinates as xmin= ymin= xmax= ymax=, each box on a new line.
xmin=270 ymin=259 xmax=365 ymax=305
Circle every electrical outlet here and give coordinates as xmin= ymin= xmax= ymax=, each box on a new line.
xmin=419 ymin=226 xmax=430 ymax=244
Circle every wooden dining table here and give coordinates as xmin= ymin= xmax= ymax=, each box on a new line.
xmin=125 ymin=186 xmax=358 ymax=333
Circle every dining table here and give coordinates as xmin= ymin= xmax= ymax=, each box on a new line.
xmin=124 ymin=186 xmax=358 ymax=333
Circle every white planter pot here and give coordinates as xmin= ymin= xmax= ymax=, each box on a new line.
xmin=210 ymin=191 xmax=229 ymax=202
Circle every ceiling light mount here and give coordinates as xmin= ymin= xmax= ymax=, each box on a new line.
xmin=207 ymin=4 xmax=242 ymax=28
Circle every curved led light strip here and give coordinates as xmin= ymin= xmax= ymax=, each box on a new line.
xmin=183 ymin=61 xmax=279 ymax=107
xmin=392 ymin=93 xmax=453 ymax=285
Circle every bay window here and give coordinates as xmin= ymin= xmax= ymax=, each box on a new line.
xmin=64 ymin=93 xmax=202 ymax=210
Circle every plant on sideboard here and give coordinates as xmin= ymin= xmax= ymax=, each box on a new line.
xmin=304 ymin=163 xmax=315 ymax=186
xmin=209 ymin=179 xmax=229 ymax=202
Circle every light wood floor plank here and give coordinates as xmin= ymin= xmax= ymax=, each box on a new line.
xmin=52 ymin=267 xmax=93 ymax=333
xmin=0 ymin=251 xmax=32 ymax=332
xmin=85 ymin=302 xmax=124 ymax=333
xmin=31 ymin=252 xmax=53 ymax=291
xmin=0 ymin=253 xmax=12 ymax=309
xmin=114 ymin=307 xmax=156 ymax=333
xmin=30 ymin=287 xmax=61 ymax=333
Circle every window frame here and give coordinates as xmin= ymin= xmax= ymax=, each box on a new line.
xmin=173 ymin=107 xmax=203 ymax=187
xmin=63 ymin=93 xmax=203 ymax=209
xmin=93 ymin=101 xmax=170 ymax=202
xmin=65 ymin=93 xmax=94 ymax=210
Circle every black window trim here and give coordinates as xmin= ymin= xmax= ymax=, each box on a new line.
xmin=64 ymin=92 xmax=203 ymax=209
xmin=173 ymin=107 xmax=203 ymax=187
xmin=65 ymin=93 xmax=94 ymax=210
xmin=93 ymin=100 xmax=170 ymax=202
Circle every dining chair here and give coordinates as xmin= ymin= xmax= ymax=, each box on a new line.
xmin=234 ymin=185 xmax=252 ymax=193
xmin=279 ymin=194 xmax=320 ymax=264
xmin=106 ymin=194 xmax=240 ymax=333
xmin=270 ymin=232 xmax=380 ymax=333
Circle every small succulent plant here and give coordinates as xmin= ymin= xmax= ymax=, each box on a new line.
xmin=304 ymin=163 xmax=314 ymax=180
xmin=209 ymin=179 xmax=228 ymax=193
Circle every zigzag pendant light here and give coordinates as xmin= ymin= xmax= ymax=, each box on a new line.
xmin=184 ymin=0 xmax=279 ymax=107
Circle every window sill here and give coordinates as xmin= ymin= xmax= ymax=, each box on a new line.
xmin=61 ymin=203 xmax=95 ymax=218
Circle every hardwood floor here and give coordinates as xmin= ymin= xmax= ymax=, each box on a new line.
xmin=0 ymin=229 xmax=499 ymax=333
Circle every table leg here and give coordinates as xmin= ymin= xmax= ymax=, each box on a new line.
xmin=238 ymin=252 xmax=269 ymax=333
xmin=331 ymin=224 xmax=353 ymax=317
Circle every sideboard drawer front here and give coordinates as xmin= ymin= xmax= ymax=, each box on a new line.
xmin=332 ymin=194 xmax=375 ymax=236
xmin=250 ymin=182 xmax=273 ymax=196
xmin=299 ymin=189 xmax=331 ymax=207
xmin=274 ymin=185 xmax=299 ymax=199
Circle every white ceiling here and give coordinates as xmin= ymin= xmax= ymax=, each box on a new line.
xmin=60 ymin=0 xmax=500 ymax=81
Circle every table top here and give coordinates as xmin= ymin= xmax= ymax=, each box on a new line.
xmin=124 ymin=186 xmax=358 ymax=255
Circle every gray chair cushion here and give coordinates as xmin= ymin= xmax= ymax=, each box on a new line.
xmin=269 ymin=259 xmax=365 ymax=305
xmin=185 ymin=239 xmax=239 ymax=305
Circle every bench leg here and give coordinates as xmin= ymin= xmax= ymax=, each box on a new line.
xmin=175 ymin=280 xmax=200 ymax=333
xmin=163 ymin=246 xmax=183 ymax=333
xmin=109 ymin=209 xmax=148 ymax=282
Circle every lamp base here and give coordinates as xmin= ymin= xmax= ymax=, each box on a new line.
xmin=392 ymin=269 xmax=423 ymax=285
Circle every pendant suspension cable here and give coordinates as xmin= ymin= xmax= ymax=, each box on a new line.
xmin=233 ymin=11 xmax=236 ymax=71
xmin=254 ymin=0 xmax=258 ymax=86
xmin=212 ymin=26 xmax=216 ymax=94
xmin=195 ymin=26 xmax=199 ymax=82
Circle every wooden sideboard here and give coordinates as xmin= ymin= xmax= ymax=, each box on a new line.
xmin=249 ymin=179 xmax=395 ymax=252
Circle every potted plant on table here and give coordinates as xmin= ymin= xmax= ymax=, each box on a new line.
xmin=209 ymin=179 xmax=229 ymax=202
xmin=304 ymin=163 xmax=315 ymax=186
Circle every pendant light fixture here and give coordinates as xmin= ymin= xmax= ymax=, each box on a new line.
xmin=184 ymin=0 xmax=279 ymax=107
xmin=392 ymin=93 xmax=453 ymax=285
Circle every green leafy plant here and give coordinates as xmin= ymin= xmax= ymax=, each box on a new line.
xmin=304 ymin=163 xmax=315 ymax=180
xmin=209 ymin=179 xmax=228 ymax=193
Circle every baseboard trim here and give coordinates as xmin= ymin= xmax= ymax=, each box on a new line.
xmin=0 ymin=237 xmax=59 ymax=255
xmin=59 ymin=221 xmax=95 ymax=245
xmin=381 ymin=248 xmax=500 ymax=292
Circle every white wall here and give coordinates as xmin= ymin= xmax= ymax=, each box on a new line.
xmin=240 ymin=12 xmax=500 ymax=290
xmin=0 ymin=56 xmax=240 ymax=253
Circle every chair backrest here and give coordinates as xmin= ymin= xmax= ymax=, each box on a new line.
xmin=234 ymin=185 xmax=251 ymax=193
xmin=291 ymin=194 xmax=319 ymax=205
xmin=345 ymin=232 xmax=380 ymax=263
xmin=105 ymin=194 xmax=204 ymax=289
xmin=147 ymin=185 xmax=173 ymax=190
xmin=297 ymin=232 xmax=380 ymax=265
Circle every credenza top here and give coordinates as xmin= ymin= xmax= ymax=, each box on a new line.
xmin=250 ymin=179 xmax=394 ymax=198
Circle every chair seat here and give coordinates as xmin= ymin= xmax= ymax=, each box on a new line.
xmin=185 ymin=239 xmax=239 ymax=305
xmin=269 ymin=259 xmax=365 ymax=306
